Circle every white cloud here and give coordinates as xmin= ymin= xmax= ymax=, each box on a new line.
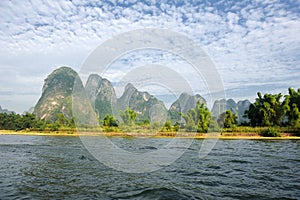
xmin=0 ymin=0 xmax=299 ymax=113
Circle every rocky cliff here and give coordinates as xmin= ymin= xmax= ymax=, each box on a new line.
xmin=33 ymin=67 xmax=78 ymax=121
xmin=85 ymin=74 xmax=117 ymax=119
xmin=117 ymin=83 xmax=168 ymax=122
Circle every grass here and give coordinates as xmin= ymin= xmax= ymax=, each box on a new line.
xmin=0 ymin=125 xmax=299 ymax=139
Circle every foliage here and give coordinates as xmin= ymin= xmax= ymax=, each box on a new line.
xmin=164 ymin=120 xmax=172 ymax=131
xmin=55 ymin=113 xmax=74 ymax=128
xmin=284 ymin=88 xmax=300 ymax=128
xmin=0 ymin=112 xmax=38 ymax=130
xmin=209 ymin=117 xmax=221 ymax=132
xmin=102 ymin=115 xmax=118 ymax=127
xmin=160 ymin=120 xmax=180 ymax=132
xmin=120 ymin=107 xmax=137 ymax=126
xmin=246 ymin=92 xmax=288 ymax=126
xmin=0 ymin=112 xmax=75 ymax=131
xmin=102 ymin=126 xmax=120 ymax=132
xmin=218 ymin=110 xmax=238 ymax=128
xmin=180 ymin=101 xmax=211 ymax=132
xmin=245 ymin=88 xmax=300 ymax=128
xmin=260 ymin=127 xmax=281 ymax=137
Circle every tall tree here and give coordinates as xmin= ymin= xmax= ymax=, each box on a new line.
xmin=180 ymin=101 xmax=211 ymax=132
xmin=120 ymin=107 xmax=137 ymax=126
xmin=246 ymin=92 xmax=288 ymax=126
xmin=218 ymin=110 xmax=237 ymax=128
xmin=284 ymin=88 xmax=300 ymax=127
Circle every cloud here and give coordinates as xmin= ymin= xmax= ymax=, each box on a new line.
xmin=0 ymin=0 xmax=299 ymax=112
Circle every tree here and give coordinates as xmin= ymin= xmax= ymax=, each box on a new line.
xmin=218 ymin=110 xmax=237 ymax=128
xmin=103 ymin=115 xmax=118 ymax=127
xmin=21 ymin=112 xmax=38 ymax=129
xmin=180 ymin=101 xmax=211 ymax=132
xmin=0 ymin=112 xmax=46 ymax=131
xmin=246 ymin=92 xmax=288 ymax=126
xmin=164 ymin=120 xmax=172 ymax=131
xmin=289 ymin=104 xmax=300 ymax=128
xmin=120 ymin=107 xmax=137 ymax=126
xmin=284 ymin=88 xmax=300 ymax=127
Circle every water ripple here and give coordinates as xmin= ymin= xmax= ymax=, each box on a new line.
xmin=0 ymin=135 xmax=299 ymax=199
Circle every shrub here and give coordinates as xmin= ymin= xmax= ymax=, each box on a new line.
xmin=260 ymin=127 xmax=281 ymax=137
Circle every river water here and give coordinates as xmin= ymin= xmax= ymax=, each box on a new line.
xmin=0 ymin=135 xmax=299 ymax=199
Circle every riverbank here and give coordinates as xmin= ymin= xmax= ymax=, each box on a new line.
xmin=0 ymin=130 xmax=299 ymax=139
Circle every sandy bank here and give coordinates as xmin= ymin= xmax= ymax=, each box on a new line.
xmin=0 ymin=130 xmax=299 ymax=139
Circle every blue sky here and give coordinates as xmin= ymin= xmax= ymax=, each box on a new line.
xmin=0 ymin=0 xmax=299 ymax=113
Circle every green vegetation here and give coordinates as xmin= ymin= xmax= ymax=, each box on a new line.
xmin=0 ymin=112 xmax=42 ymax=131
xmin=1 ymin=87 xmax=299 ymax=137
xmin=246 ymin=92 xmax=288 ymax=126
xmin=102 ymin=115 xmax=118 ymax=127
xmin=0 ymin=112 xmax=74 ymax=132
xmin=246 ymin=88 xmax=300 ymax=129
xmin=218 ymin=110 xmax=238 ymax=128
xmin=180 ymin=101 xmax=211 ymax=132
xmin=285 ymin=88 xmax=300 ymax=127
xmin=120 ymin=107 xmax=137 ymax=126
xmin=260 ymin=127 xmax=281 ymax=137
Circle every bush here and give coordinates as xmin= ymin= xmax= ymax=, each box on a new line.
xmin=103 ymin=126 xmax=120 ymax=132
xmin=260 ymin=127 xmax=281 ymax=137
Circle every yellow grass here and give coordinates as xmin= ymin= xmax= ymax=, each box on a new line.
xmin=0 ymin=130 xmax=299 ymax=139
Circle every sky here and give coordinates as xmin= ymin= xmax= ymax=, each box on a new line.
xmin=0 ymin=0 xmax=299 ymax=113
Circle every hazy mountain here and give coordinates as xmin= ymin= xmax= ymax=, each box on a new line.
xmin=0 ymin=106 xmax=13 ymax=114
xmin=211 ymin=99 xmax=251 ymax=123
xmin=237 ymin=100 xmax=251 ymax=123
xmin=23 ymin=107 xmax=34 ymax=115
xmin=117 ymin=83 xmax=168 ymax=122
xmin=169 ymin=93 xmax=206 ymax=122
xmin=33 ymin=66 xmax=78 ymax=121
xmin=85 ymin=74 xmax=117 ymax=119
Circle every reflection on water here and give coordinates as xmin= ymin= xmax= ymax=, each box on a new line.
xmin=0 ymin=135 xmax=299 ymax=199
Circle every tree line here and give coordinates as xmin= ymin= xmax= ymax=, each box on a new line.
xmin=0 ymin=112 xmax=74 ymax=131
xmin=1 ymin=88 xmax=299 ymax=134
xmin=247 ymin=88 xmax=300 ymax=128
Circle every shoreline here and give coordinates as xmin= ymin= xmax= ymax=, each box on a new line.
xmin=0 ymin=130 xmax=299 ymax=139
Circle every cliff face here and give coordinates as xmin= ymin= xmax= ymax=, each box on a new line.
xmin=33 ymin=67 xmax=251 ymax=124
xmin=169 ymin=93 xmax=206 ymax=121
xmin=117 ymin=83 xmax=167 ymax=121
xmin=85 ymin=74 xmax=117 ymax=119
xmin=33 ymin=67 xmax=78 ymax=121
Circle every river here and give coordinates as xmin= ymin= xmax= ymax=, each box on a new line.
xmin=0 ymin=135 xmax=299 ymax=199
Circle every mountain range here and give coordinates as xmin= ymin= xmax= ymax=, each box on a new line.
xmin=0 ymin=106 xmax=12 ymax=114
xmin=32 ymin=66 xmax=251 ymax=123
xmin=211 ymin=99 xmax=251 ymax=123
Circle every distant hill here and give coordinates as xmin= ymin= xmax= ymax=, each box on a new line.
xmin=85 ymin=74 xmax=117 ymax=119
xmin=23 ymin=107 xmax=34 ymax=115
xmin=168 ymin=93 xmax=206 ymax=122
xmin=33 ymin=67 xmax=169 ymax=123
xmin=32 ymin=66 xmax=252 ymax=124
xmin=33 ymin=66 xmax=78 ymax=121
xmin=211 ymin=99 xmax=251 ymax=123
xmin=117 ymin=83 xmax=168 ymax=122
xmin=0 ymin=106 xmax=13 ymax=114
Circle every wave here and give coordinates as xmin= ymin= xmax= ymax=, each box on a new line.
xmin=125 ymin=187 xmax=193 ymax=200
